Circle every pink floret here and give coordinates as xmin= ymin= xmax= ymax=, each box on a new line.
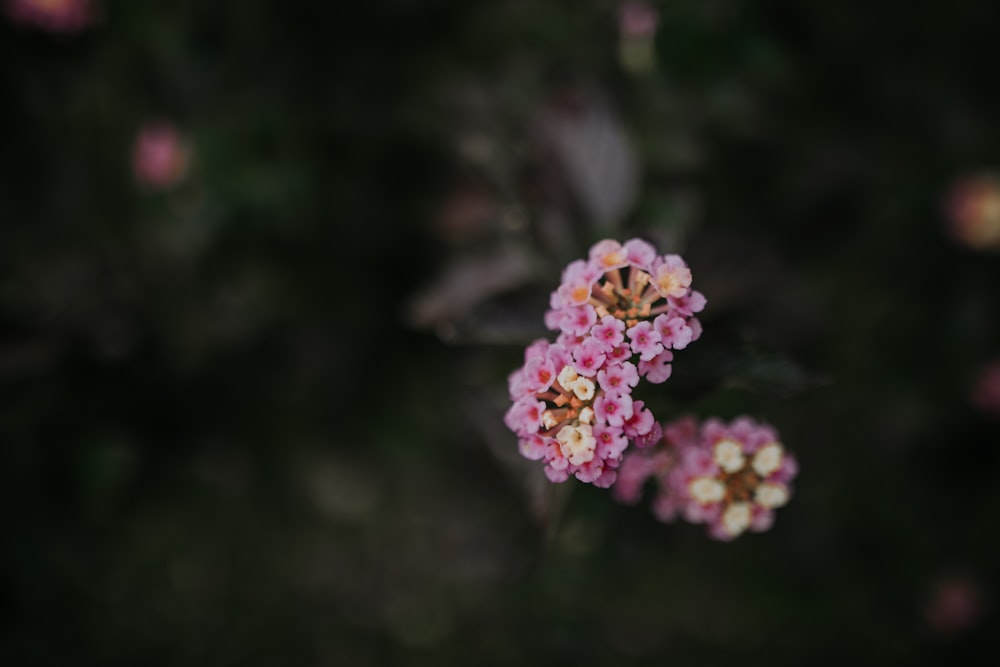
xmin=612 ymin=455 xmax=656 ymax=504
xmin=622 ymin=400 xmax=655 ymax=440
xmin=597 ymin=361 xmax=639 ymax=393
xmin=653 ymin=314 xmax=694 ymax=350
xmin=594 ymin=423 xmax=628 ymax=460
xmin=544 ymin=465 xmax=570 ymax=483
xmin=668 ymin=290 xmax=707 ymax=317
xmin=594 ymin=391 xmax=634 ymax=427
xmin=574 ymin=458 xmax=606 ymax=484
xmin=559 ymin=305 xmax=598 ymax=337
xmin=626 ymin=321 xmax=663 ymax=361
xmin=588 ymin=239 xmax=630 ymax=271
xmin=5 ymin=0 xmax=94 ymax=33
xmin=650 ymin=255 xmax=693 ymax=299
xmin=591 ymin=315 xmax=626 ymax=352
xmin=623 ymin=238 xmax=657 ymax=269
xmin=571 ymin=337 xmax=607 ymax=377
xmin=518 ymin=435 xmax=548 ymax=461
xmin=638 ymin=349 xmax=673 ymax=384
xmin=133 ymin=121 xmax=189 ymax=189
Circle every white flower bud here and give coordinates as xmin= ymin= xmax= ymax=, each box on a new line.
xmin=689 ymin=477 xmax=726 ymax=504
xmin=713 ymin=439 xmax=745 ymax=473
xmin=557 ymin=365 xmax=579 ymax=389
xmin=752 ymin=443 xmax=784 ymax=477
xmin=572 ymin=377 xmax=595 ymax=401
xmin=722 ymin=502 xmax=752 ymax=537
xmin=755 ymin=483 xmax=789 ymax=509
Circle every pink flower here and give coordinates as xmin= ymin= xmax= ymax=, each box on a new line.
xmin=589 ymin=239 xmax=630 ymax=271
xmin=132 ymin=121 xmax=191 ymax=190
xmin=507 ymin=367 xmax=533 ymax=400
xmin=503 ymin=397 xmax=546 ymax=436
xmin=626 ymin=321 xmax=663 ymax=361
xmin=612 ymin=453 xmax=658 ymax=504
xmin=653 ymin=314 xmax=693 ymax=350
xmin=596 ymin=360 xmax=639 ymax=393
xmin=945 ymin=173 xmax=1000 ymax=251
xmin=592 ymin=468 xmax=618 ymax=489
xmin=623 ymin=237 xmax=656 ymax=269
xmin=680 ymin=444 xmax=718 ymax=478
xmin=545 ymin=441 xmax=569 ymax=471
xmin=507 ymin=237 xmax=709 ymax=490
xmin=622 ymin=400 xmax=655 ymax=439
xmin=594 ymin=391 xmax=633 ymax=427
xmin=638 ymin=349 xmax=673 ymax=384
xmin=543 ymin=238 xmax=702 ymax=378
xmin=688 ymin=318 xmax=703 ymax=343
xmin=669 ymin=290 xmax=707 ymax=317
xmin=971 ymin=358 xmax=1000 ymax=418
xmin=543 ymin=308 xmax=562 ymax=330
xmin=651 ymin=490 xmax=681 ymax=522
xmin=559 ymin=305 xmax=598 ymax=337
xmin=923 ymin=573 xmax=986 ymax=636
xmin=591 ymin=315 xmax=626 ymax=352
xmin=574 ymin=457 xmax=606 ymax=484
xmin=544 ymin=465 xmax=570 ymax=483
xmin=4 ymin=0 xmax=93 ymax=33
xmin=633 ymin=421 xmax=662 ymax=449
xmin=594 ymin=423 xmax=629 ymax=460
xmin=571 ymin=337 xmax=607 ymax=377
xmin=518 ymin=435 xmax=547 ymax=461
xmin=663 ymin=415 xmax=699 ymax=448
xmin=545 ymin=342 xmax=573 ymax=372
xmin=556 ymin=259 xmax=601 ymax=306
xmin=612 ymin=415 xmax=799 ymax=541
xmin=607 ymin=344 xmax=632 ymax=364
xmin=650 ymin=255 xmax=692 ymax=299
xmin=523 ymin=355 xmax=556 ymax=393
xmin=619 ymin=0 xmax=659 ymax=38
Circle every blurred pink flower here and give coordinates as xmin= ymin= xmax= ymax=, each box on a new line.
xmin=4 ymin=0 xmax=93 ymax=33
xmin=614 ymin=415 xmax=799 ymax=541
xmin=132 ymin=121 xmax=190 ymax=190
xmin=971 ymin=358 xmax=1000 ymax=418
xmin=618 ymin=0 xmax=659 ymax=38
xmin=945 ymin=173 xmax=1000 ymax=251
xmin=923 ymin=574 xmax=985 ymax=637
xmin=618 ymin=1 xmax=659 ymax=75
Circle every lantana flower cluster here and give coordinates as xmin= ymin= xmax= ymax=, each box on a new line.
xmin=614 ymin=415 xmax=799 ymax=540
xmin=504 ymin=238 xmax=704 ymax=488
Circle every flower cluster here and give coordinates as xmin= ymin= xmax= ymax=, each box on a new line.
xmin=614 ymin=415 xmax=799 ymax=540
xmin=505 ymin=238 xmax=704 ymax=487
xmin=545 ymin=238 xmax=704 ymax=385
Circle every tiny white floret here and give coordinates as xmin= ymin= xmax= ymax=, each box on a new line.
xmin=689 ymin=477 xmax=726 ymax=504
xmin=752 ymin=443 xmax=784 ymax=477
xmin=557 ymin=365 xmax=579 ymax=389
xmin=713 ymin=439 xmax=745 ymax=473
xmin=557 ymin=424 xmax=596 ymax=465
xmin=722 ymin=502 xmax=752 ymax=537
xmin=755 ymin=482 xmax=789 ymax=509
xmin=572 ymin=377 xmax=595 ymax=401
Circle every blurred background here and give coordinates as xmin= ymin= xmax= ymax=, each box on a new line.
xmin=2 ymin=1 xmax=1000 ymax=665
